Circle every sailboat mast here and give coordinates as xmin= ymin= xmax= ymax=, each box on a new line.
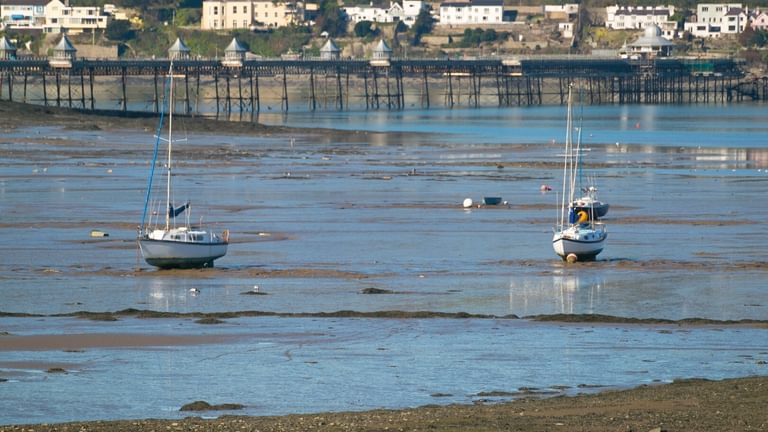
xmin=570 ymin=94 xmax=582 ymax=207
xmin=559 ymin=84 xmax=572 ymax=228
xmin=164 ymin=64 xmax=174 ymax=230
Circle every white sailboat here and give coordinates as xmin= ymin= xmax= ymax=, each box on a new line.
xmin=137 ymin=63 xmax=228 ymax=269
xmin=552 ymin=84 xmax=606 ymax=262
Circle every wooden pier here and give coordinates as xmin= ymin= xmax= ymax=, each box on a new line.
xmin=0 ymin=57 xmax=765 ymax=115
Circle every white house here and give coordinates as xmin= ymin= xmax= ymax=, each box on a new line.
xmin=0 ymin=0 xmax=110 ymax=34
xmin=0 ymin=0 xmax=48 ymax=30
xmin=438 ymin=0 xmax=503 ymax=26
xmin=342 ymin=1 xmax=426 ymax=27
xmin=684 ymin=3 xmax=747 ymax=37
xmin=544 ymin=4 xmax=578 ymax=20
xmin=343 ymin=2 xmax=399 ymax=24
xmin=752 ymin=10 xmax=768 ymax=31
xmin=402 ymin=0 xmax=426 ymax=26
xmin=43 ymin=0 xmax=110 ymax=34
xmin=558 ymin=22 xmax=574 ymax=39
xmin=201 ymin=0 xmax=302 ymax=30
xmin=606 ymin=5 xmax=676 ymax=31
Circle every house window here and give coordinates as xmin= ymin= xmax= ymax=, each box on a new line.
xmin=255 ymin=12 xmax=258 ymax=17
xmin=244 ymin=6 xmax=248 ymax=13
xmin=702 ymin=7 xmax=708 ymax=12
xmin=213 ymin=6 xmax=218 ymax=15
xmin=233 ymin=20 xmax=237 ymax=27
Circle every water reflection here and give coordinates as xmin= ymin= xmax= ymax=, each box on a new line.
xmin=509 ymin=274 xmax=604 ymax=316
xmin=144 ymin=277 xmax=198 ymax=312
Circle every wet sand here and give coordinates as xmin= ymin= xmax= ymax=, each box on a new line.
xmin=2 ymin=100 xmax=767 ymax=431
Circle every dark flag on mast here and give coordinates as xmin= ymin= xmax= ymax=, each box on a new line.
xmin=169 ymin=201 xmax=190 ymax=218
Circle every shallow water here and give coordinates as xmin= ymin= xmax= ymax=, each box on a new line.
xmin=1 ymin=315 xmax=767 ymax=425
xmin=1 ymin=104 xmax=767 ymax=425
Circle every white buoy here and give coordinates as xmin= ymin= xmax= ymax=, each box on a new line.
xmin=189 ymin=288 xmax=200 ymax=295
xmin=566 ymin=254 xmax=578 ymax=263
xmin=462 ymin=198 xmax=473 ymax=208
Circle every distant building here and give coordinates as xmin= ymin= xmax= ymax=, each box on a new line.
xmin=624 ymin=23 xmax=674 ymax=58
xmin=1 ymin=0 xmax=48 ymax=31
xmin=558 ymin=22 xmax=574 ymax=39
xmin=402 ymin=0 xmax=427 ymax=26
xmin=605 ymin=5 xmax=676 ymax=32
xmin=343 ymin=2 xmax=400 ymax=25
xmin=0 ymin=0 xmax=110 ymax=34
xmin=43 ymin=0 xmax=110 ymax=34
xmin=438 ymin=0 xmax=503 ymax=26
xmin=201 ymin=0 xmax=302 ymax=30
xmin=342 ymin=1 xmax=426 ymax=28
xmin=752 ymin=10 xmax=768 ymax=31
xmin=544 ymin=4 xmax=578 ymax=21
xmin=684 ymin=3 xmax=747 ymax=37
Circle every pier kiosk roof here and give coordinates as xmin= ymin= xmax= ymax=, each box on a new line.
xmin=169 ymin=37 xmax=191 ymax=60
xmin=627 ymin=24 xmax=674 ymax=58
xmin=320 ymin=39 xmax=340 ymax=60
xmin=50 ymin=35 xmax=76 ymax=67
xmin=0 ymin=36 xmax=17 ymax=60
xmin=223 ymin=37 xmax=248 ymax=66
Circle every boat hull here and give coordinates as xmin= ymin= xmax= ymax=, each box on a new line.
xmin=552 ymin=228 xmax=606 ymax=261
xmin=138 ymin=238 xmax=228 ymax=269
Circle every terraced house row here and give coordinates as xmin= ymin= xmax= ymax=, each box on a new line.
xmin=1 ymin=0 xmax=767 ymax=39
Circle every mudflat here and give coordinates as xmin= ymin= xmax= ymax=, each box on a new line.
xmin=2 ymin=100 xmax=767 ymax=431
xmin=0 ymin=376 xmax=765 ymax=431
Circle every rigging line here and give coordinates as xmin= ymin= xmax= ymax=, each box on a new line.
xmin=576 ymin=87 xmax=585 ymax=194
xmin=140 ymin=70 xmax=172 ymax=231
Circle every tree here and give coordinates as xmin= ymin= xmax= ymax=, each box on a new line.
xmin=105 ymin=20 xmax=136 ymax=41
xmin=739 ymin=27 xmax=768 ymax=48
xmin=410 ymin=7 xmax=434 ymax=46
xmin=315 ymin=0 xmax=347 ymax=37
xmin=354 ymin=21 xmax=377 ymax=38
